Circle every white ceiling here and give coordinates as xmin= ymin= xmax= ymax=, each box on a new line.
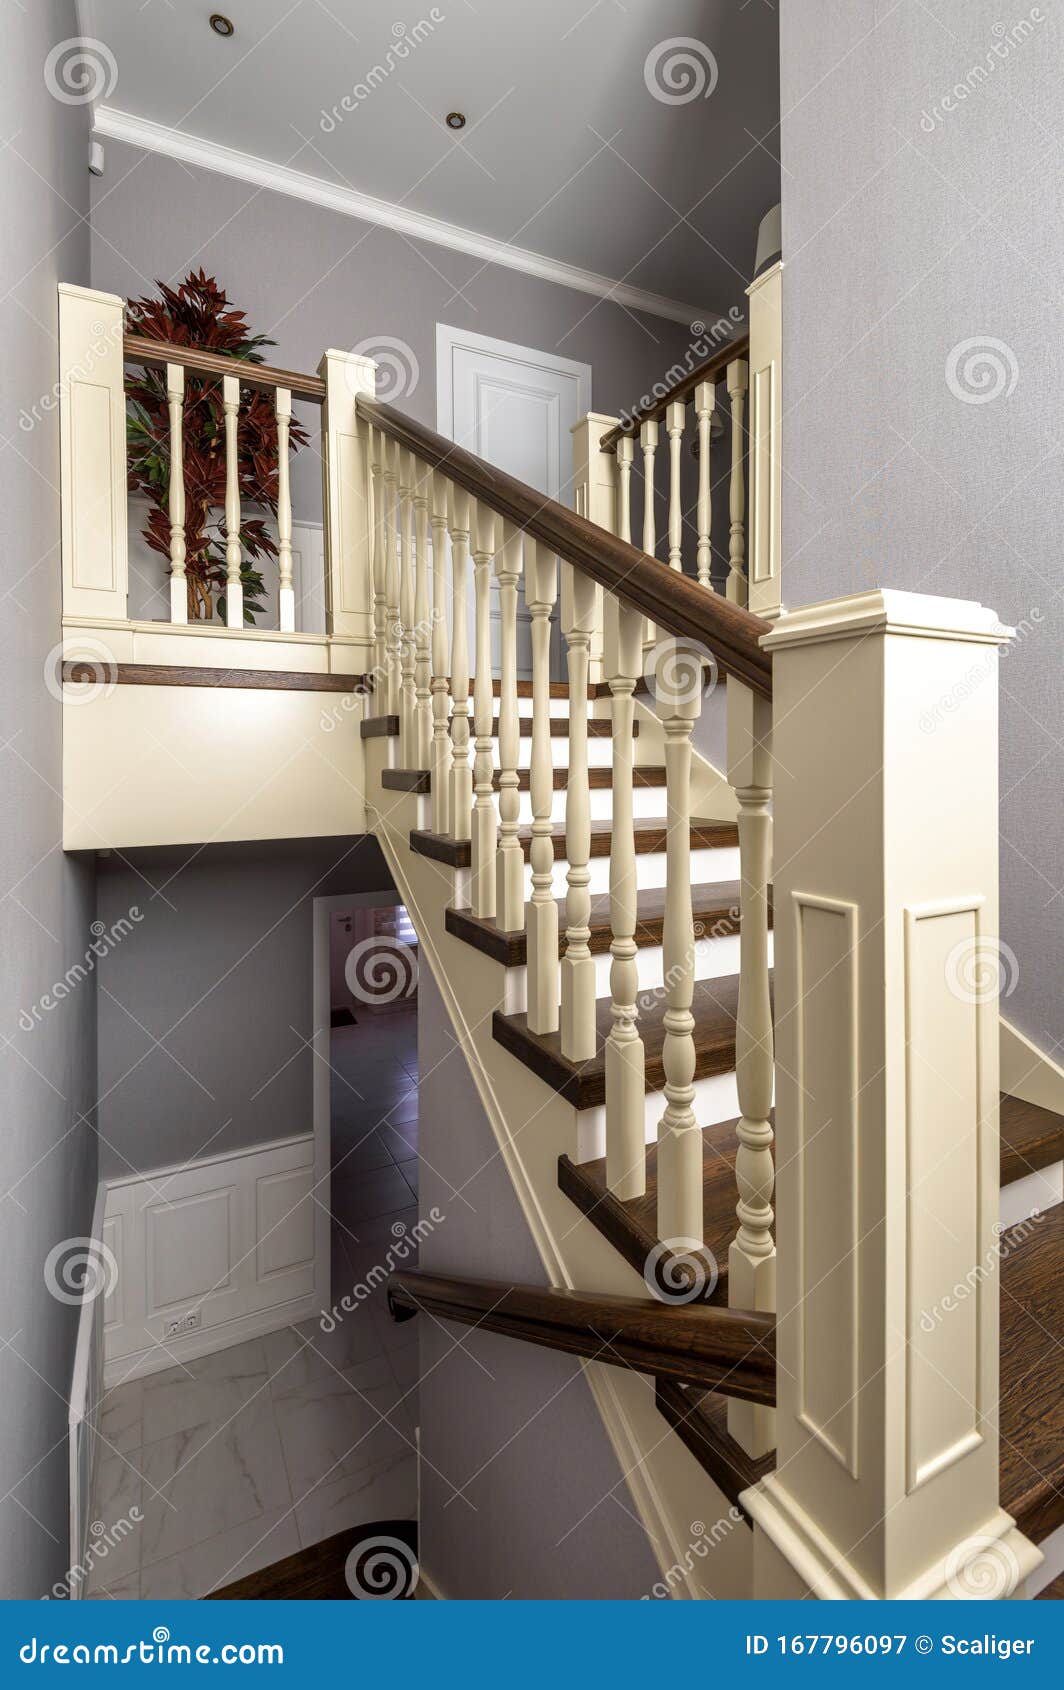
xmin=80 ymin=0 xmax=780 ymax=316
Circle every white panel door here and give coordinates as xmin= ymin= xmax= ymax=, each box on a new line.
xmin=437 ymin=326 xmax=592 ymax=679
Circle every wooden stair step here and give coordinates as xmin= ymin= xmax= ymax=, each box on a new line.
xmin=448 ymin=879 xmax=756 ymax=967
xmin=360 ymin=714 xmax=400 ymax=739
xmin=364 ymin=715 xmax=623 ymax=740
xmin=497 ymin=971 xmax=749 ymax=1111
xmin=999 ymin=1095 xmax=1064 ymax=1185
xmin=412 ymin=815 xmax=738 ymax=872
xmin=654 ymin=1381 xmax=774 ymax=1521
xmin=998 ymin=1201 xmax=1064 ymax=1542
xmin=384 ymin=765 xmax=669 ymax=798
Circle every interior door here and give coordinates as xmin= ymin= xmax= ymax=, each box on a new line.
xmin=437 ymin=326 xmax=592 ymax=680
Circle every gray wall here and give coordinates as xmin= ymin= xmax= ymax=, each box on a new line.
xmin=779 ymin=0 xmax=1062 ymax=1054
xmin=415 ymin=968 xmax=661 ymax=1598
xmin=0 ymin=0 xmax=99 ymax=1599
xmin=94 ymin=837 xmax=395 ymax=1179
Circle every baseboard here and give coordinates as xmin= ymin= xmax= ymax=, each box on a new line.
xmin=1001 ymin=1017 xmax=1064 ymax=1113
xmin=101 ymin=1132 xmax=328 ymax=1386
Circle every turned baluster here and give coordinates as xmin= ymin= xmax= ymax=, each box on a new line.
xmin=399 ymin=450 xmax=417 ymax=763
xmin=495 ymin=519 xmax=524 ymax=933
xmin=727 ymin=358 xmax=749 ymax=606
xmin=413 ymin=460 xmax=432 ymax=769
xmin=222 ymin=373 xmax=243 ymax=628
xmin=727 ymin=683 xmax=776 ymax=1457
xmin=275 ymin=386 xmax=294 ymax=632
xmin=617 ymin=435 xmax=634 ymax=545
xmin=694 ymin=379 xmax=715 ymax=590
xmin=655 ymin=643 xmax=704 ymax=1246
xmin=166 ymin=362 xmax=187 ymax=625
xmin=605 ymin=595 xmax=646 ymax=1198
xmin=383 ymin=438 xmax=401 ymax=717
xmin=666 ymin=399 xmax=685 ymax=572
xmin=471 ymin=502 xmax=498 ymax=918
xmin=524 ymin=537 xmax=559 ymax=1034
xmin=369 ymin=428 xmax=387 ymax=704
xmin=560 ymin=564 xmax=597 ymax=1062
xmin=429 ymin=470 xmax=451 ymax=834
xmin=447 ymin=484 xmax=472 ymax=842
xmin=640 ymin=417 xmax=658 ymax=649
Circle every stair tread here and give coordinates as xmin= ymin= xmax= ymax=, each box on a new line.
xmin=448 ymin=880 xmax=753 ymax=967
xmin=412 ymin=815 xmax=738 ymax=872
xmin=383 ymin=765 xmax=669 ymax=797
xmin=999 ymin=1095 xmax=1064 ymax=1184
xmin=654 ymin=1381 xmax=774 ymax=1520
xmin=364 ymin=714 xmax=626 ymax=739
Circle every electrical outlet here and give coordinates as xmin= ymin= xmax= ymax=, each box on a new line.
xmin=163 ymin=1311 xmax=201 ymax=1339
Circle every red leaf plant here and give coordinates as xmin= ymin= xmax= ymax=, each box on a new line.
xmin=125 ymin=270 xmax=309 ymax=623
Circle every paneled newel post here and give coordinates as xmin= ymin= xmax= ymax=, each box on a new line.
xmin=524 ymin=538 xmax=559 ymax=1035
xmin=495 ymin=520 xmax=525 ymax=933
xmin=745 ymin=590 xmax=1042 ymax=1601
xmin=727 ymin=678 xmax=776 ymax=1459
xmin=726 ymin=358 xmax=748 ymax=606
xmin=58 ymin=285 xmax=129 ymax=623
xmin=319 ymin=348 xmax=377 ymax=674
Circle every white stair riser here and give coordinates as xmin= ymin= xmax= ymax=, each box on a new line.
xmin=1000 ymin=1160 xmax=1063 ymax=1230
xmin=501 ymin=930 xmax=769 ymax=1015
xmin=520 ymin=785 xmax=664 ymax=824
xmin=574 ymin=1070 xmax=744 ymax=1168
xmin=542 ymin=844 xmax=740 ymax=898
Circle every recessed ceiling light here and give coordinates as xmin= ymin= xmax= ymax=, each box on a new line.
xmin=210 ymin=13 xmax=235 ymax=37
xmin=445 ymin=111 xmax=467 ymax=131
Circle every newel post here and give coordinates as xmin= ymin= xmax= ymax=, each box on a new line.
xmin=58 ymin=284 xmax=129 ymax=622
xmin=319 ymin=349 xmax=377 ymax=674
xmin=570 ymin=413 xmax=618 ymax=684
xmin=745 ymin=260 xmax=783 ymax=620
xmin=744 ymin=590 xmax=1042 ymax=1601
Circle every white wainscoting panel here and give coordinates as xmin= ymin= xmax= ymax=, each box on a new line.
xmin=102 ymin=1134 xmax=327 ymax=1385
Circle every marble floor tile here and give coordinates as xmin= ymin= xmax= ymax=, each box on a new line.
xmin=85 ymin=1570 xmax=141 ymax=1600
xmin=263 ymin=1310 xmax=383 ymax=1399
xmin=137 ymin=1393 xmax=291 ymax=1568
xmin=97 ymin=1378 xmax=143 ymax=1457
xmin=293 ymin=1448 xmax=418 ymax=1549
xmin=140 ymin=1505 xmax=300 ymax=1600
xmin=275 ymin=1354 xmax=414 ymax=1498
xmin=85 ymin=1451 xmax=144 ymax=1590
xmin=140 ymin=1337 xmax=269 ymax=1447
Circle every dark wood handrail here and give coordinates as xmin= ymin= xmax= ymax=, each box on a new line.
xmin=387 ymin=1268 xmax=776 ymax=1405
xmin=357 ymin=395 xmax=772 ymax=697
xmin=123 ymin=333 xmax=327 ymax=403
xmin=598 ymin=333 xmax=750 ymax=453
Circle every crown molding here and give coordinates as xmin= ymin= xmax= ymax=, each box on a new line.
xmin=93 ymin=106 xmax=711 ymax=327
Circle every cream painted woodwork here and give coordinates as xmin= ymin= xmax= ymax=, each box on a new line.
xmin=726 ymin=679 xmax=776 ymax=1459
xmin=370 ymin=426 xmax=387 ymax=687
xmin=666 ymin=400 xmax=686 ymax=572
xmin=319 ymin=347 xmax=377 ymax=667
xmin=383 ymin=436 xmax=402 ymax=718
xmin=524 ymin=537 xmax=560 ymax=1035
xmin=58 ymin=286 xmax=129 ymax=622
xmin=399 ymin=450 xmax=417 ymax=764
xmin=166 ymin=362 xmax=188 ymax=625
xmin=222 ymin=373 xmax=243 ymax=629
xmin=560 ymin=563 xmax=598 ymax=1062
xmin=429 ymin=469 xmax=452 ymax=835
xmin=447 ymin=484 xmax=473 ymax=843
xmin=606 ymin=596 xmax=647 ymax=1199
xmin=745 ymin=590 xmax=1041 ymax=1601
xmin=694 ymin=379 xmax=715 ymax=590
xmin=472 ymin=502 xmax=499 ymax=918
xmin=496 ymin=520 xmax=525 ymax=934
xmin=726 ymin=359 xmax=748 ymax=607
xmin=746 ymin=262 xmax=783 ymax=620
xmin=275 ymin=386 xmax=295 ymax=632
xmin=413 ymin=465 xmax=432 ymax=770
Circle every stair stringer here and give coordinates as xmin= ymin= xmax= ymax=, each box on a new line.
xmin=366 ymin=762 xmax=753 ymax=1601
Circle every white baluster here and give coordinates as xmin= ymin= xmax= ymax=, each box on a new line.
xmin=275 ymin=385 xmax=294 ymax=632
xmin=447 ymin=484 xmax=472 ymax=842
xmin=495 ymin=519 xmax=524 ymax=933
xmin=727 ymin=682 xmax=776 ymax=1456
xmin=655 ymin=643 xmax=704 ymax=1247
xmin=369 ymin=428 xmax=387 ymax=708
xmin=524 ymin=537 xmax=559 ymax=1034
xmin=430 ymin=470 xmax=451 ymax=834
xmin=399 ymin=451 xmax=417 ymax=763
xmin=640 ymin=417 xmax=658 ymax=650
xmin=560 ymin=564 xmax=597 ymax=1061
xmin=694 ymin=379 xmax=715 ymax=590
xmin=605 ymin=595 xmax=646 ymax=1198
xmin=383 ymin=437 xmax=401 ymax=718
xmin=617 ymin=435 xmax=634 ymax=545
xmin=413 ymin=461 xmax=432 ymax=769
xmin=727 ymin=358 xmax=748 ymax=606
xmin=166 ymin=362 xmax=187 ymax=625
xmin=471 ymin=502 xmax=497 ymax=917
xmin=666 ymin=399 xmax=685 ymax=572
xmin=222 ymin=373 xmax=243 ymax=628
